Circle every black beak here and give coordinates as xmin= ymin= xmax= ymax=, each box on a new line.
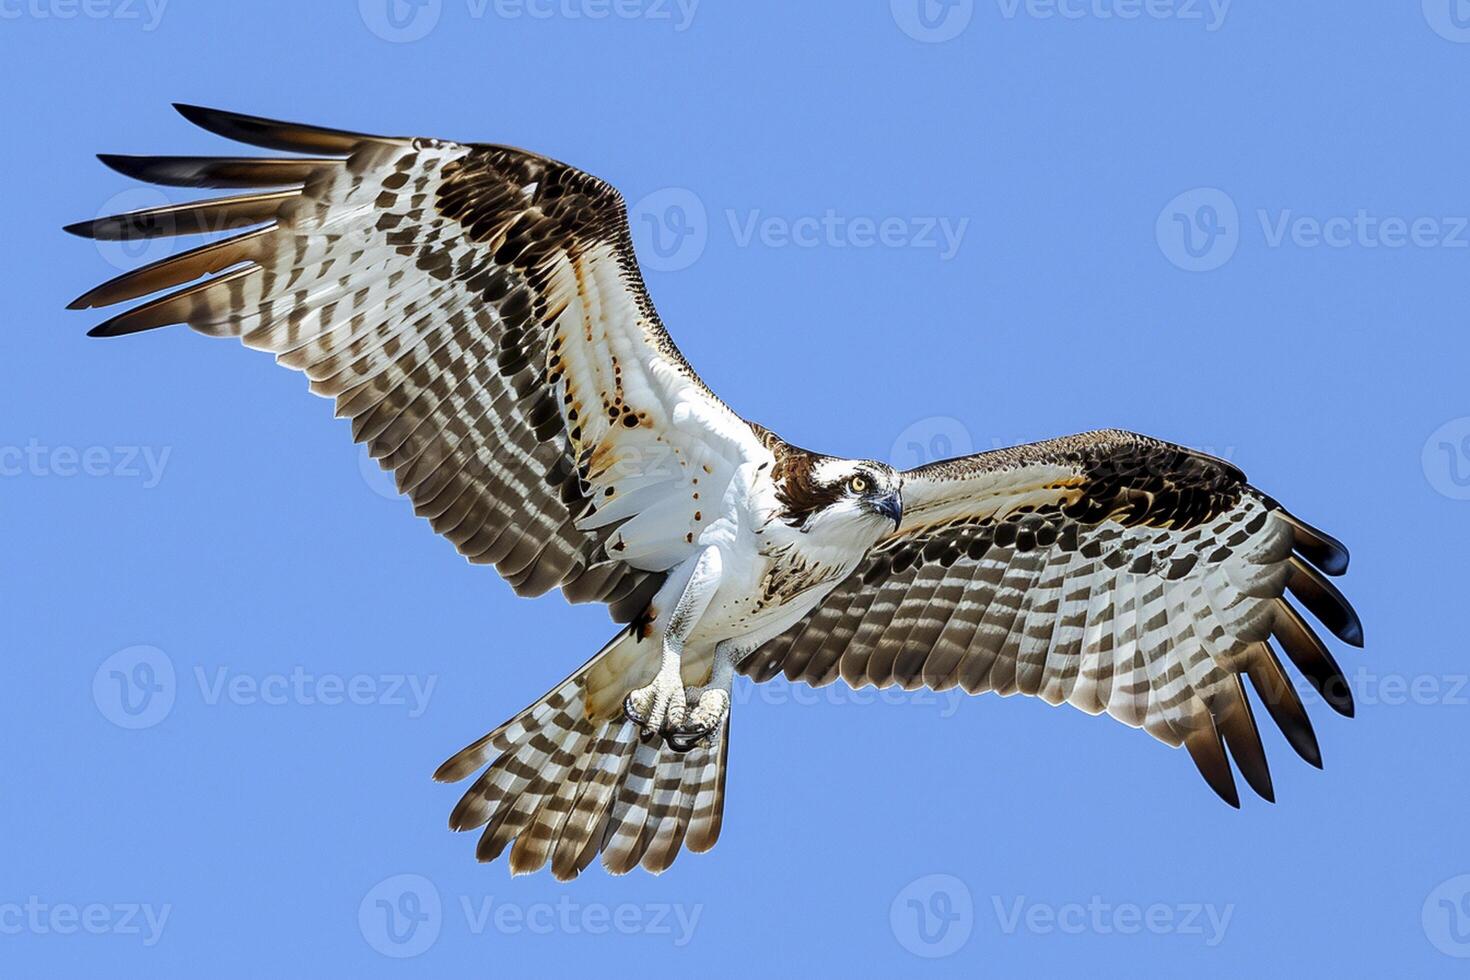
xmin=873 ymin=491 xmax=903 ymax=530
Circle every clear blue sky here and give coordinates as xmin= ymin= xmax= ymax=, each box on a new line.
xmin=5 ymin=1 xmax=1469 ymax=976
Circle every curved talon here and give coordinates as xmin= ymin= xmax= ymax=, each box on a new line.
xmin=622 ymin=692 xmax=650 ymax=729
xmin=666 ymin=725 xmax=714 ymax=753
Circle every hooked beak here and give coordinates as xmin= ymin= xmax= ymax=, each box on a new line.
xmin=872 ymin=491 xmax=903 ymax=530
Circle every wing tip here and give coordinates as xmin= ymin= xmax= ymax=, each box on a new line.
xmin=1286 ymin=556 xmax=1364 ymax=649
xmin=96 ymin=153 xmax=146 ymax=179
xmin=171 ymin=101 xmax=211 ymax=121
xmin=86 ymin=316 xmax=170 ymax=338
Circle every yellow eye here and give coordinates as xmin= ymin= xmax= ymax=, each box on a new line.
xmin=849 ymin=475 xmax=868 ymax=494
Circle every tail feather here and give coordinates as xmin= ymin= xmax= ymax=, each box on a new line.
xmin=507 ymin=726 xmax=597 ymax=875
xmin=641 ymin=752 xmax=697 ymax=873
xmin=551 ymin=724 xmax=639 ymax=881
xmin=436 ymin=627 xmax=732 ymax=879
xmin=602 ymin=739 xmax=663 ymax=875
xmin=686 ymin=721 xmax=730 ymax=853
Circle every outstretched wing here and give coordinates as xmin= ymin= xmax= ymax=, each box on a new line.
xmin=741 ymin=429 xmax=1362 ymax=806
xmin=67 ymin=105 xmax=769 ymax=619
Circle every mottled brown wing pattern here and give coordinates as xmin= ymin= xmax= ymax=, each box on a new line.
xmin=742 ymin=430 xmax=1362 ymax=806
xmin=67 ymin=105 xmax=765 ymax=619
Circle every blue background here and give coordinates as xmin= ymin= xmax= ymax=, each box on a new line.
xmin=5 ymin=0 xmax=1468 ymax=975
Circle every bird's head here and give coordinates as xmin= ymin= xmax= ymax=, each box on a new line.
xmin=776 ymin=456 xmax=903 ymax=542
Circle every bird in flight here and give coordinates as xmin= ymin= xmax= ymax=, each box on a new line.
xmin=68 ymin=106 xmax=1363 ymax=880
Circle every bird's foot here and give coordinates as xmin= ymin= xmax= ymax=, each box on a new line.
xmin=623 ymin=669 xmax=687 ymax=740
xmin=666 ymin=686 xmax=730 ymax=753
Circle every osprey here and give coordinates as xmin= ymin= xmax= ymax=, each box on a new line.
xmin=67 ymin=106 xmax=1363 ymax=880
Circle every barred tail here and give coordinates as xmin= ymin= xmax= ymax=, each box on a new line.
xmin=433 ymin=627 xmax=730 ymax=880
